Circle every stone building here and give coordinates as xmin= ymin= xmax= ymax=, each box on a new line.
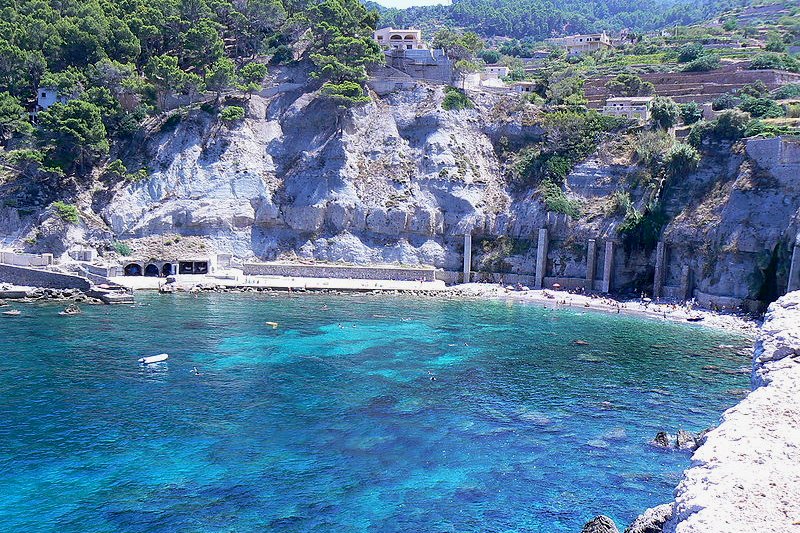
xmin=374 ymin=28 xmax=426 ymax=51
xmin=548 ymin=32 xmax=612 ymax=55
xmin=482 ymin=65 xmax=510 ymax=80
xmin=601 ymin=96 xmax=655 ymax=121
xmin=512 ymin=81 xmax=536 ymax=93
xmin=384 ymin=48 xmax=454 ymax=84
xmin=121 ymin=256 xmax=214 ymax=277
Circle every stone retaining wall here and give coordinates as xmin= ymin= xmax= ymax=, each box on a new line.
xmin=242 ymin=262 xmax=437 ymax=282
xmin=0 ymin=264 xmax=91 ymax=290
xmin=0 ymin=250 xmax=54 ymax=267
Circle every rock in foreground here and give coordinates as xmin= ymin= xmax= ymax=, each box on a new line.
xmin=624 ymin=503 xmax=672 ymax=533
xmin=582 ymin=515 xmax=620 ymax=533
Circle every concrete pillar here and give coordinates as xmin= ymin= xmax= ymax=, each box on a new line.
xmin=653 ymin=241 xmax=666 ymax=299
xmin=586 ymin=239 xmax=597 ymax=291
xmin=601 ymin=240 xmax=614 ymax=293
xmin=680 ymin=265 xmax=692 ymax=301
xmin=463 ymin=233 xmax=472 ymax=284
xmin=788 ymin=244 xmax=800 ymax=293
xmin=534 ymin=228 xmax=548 ymax=289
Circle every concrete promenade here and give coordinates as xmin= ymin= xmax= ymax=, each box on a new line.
xmin=109 ymin=273 xmax=447 ymax=292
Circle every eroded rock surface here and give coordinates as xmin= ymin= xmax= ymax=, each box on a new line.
xmin=624 ymin=503 xmax=672 ymax=533
xmin=582 ymin=515 xmax=621 ymax=533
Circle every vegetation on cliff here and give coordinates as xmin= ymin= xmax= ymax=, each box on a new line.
xmin=372 ymin=0 xmax=756 ymax=41
xmin=0 ymin=0 xmax=385 ymax=178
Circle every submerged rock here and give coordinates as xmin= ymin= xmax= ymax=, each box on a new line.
xmin=582 ymin=515 xmax=620 ymax=533
xmin=624 ymin=503 xmax=672 ymax=533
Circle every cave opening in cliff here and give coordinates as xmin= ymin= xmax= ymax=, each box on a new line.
xmin=757 ymin=244 xmax=781 ymax=306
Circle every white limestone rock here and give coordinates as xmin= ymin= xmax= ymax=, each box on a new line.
xmin=663 ymin=291 xmax=800 ymax=533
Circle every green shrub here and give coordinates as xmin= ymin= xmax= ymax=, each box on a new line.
xmin=605 ymin=73 xmax=654 ymax=97
xmin=103 ymin=159 xmax=149 ymax=182
xmin=765 ymin=38 xmax=786 ymax=53
xmin=479 ymin=50 xmax=501 ymax=64
xmin=750 ymin=53 xmax=799 ymax=72
xmin=650 ymin=96 xmax=681 ymax=129
xmin=219 ymin=105 xmax=245 ymax=121
xmin=113 ymin=242 xmax=133 ymax=256
xmin=682 ymin=54 xmax=720 ymax=72
xmin=609 ymin=190 xmax=633 ymax=217
xmin=538 ymin=180 xmax=581 ymax=218
xmin=744 ymin=120 xmax=798 ymax=138
xmin=679 ymin=102 xmax=703 ymax=124
xmin=689 ymin=110 xmax=750 ymax=145
xmin=634 ymin=130 xmax=674 ymax=168
xmin=772 ymin=83 xmax=800 ymax=99
xmin=738 ymin=96 xmax=784 ymax=118
xmin=160 ymin=110 xmax=187 ymax=132
xmin=712 ymin=93 xmax=739 ymax=111
xmin=665 ymin=143 xmax=701 ymax=177
xmin=442 ymin=87 xmax=474 ymax=111
xmin=739 ymin=80 xmax=768 ymax=98
xmin=677 ymin=43 xmax=705 ymax=63
xmin=52 ymin=201 xmax=80 ymax=224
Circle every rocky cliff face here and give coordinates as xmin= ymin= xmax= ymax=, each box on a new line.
xmin=2 ymin=76 xmax=799 ymax=306
xmin=98 ymin=83 xmax=512 ymax=269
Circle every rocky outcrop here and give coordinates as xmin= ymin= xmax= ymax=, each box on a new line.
xmin=662 ymin=291 xmax=800 ymax=532
xmin=98 ymin=83 xmax=510 ymax=267
xmin=650 ymin=429 xmax=708 ymax=451
xmin=624 ymin=504 xmax=673 ymax=533
xmin=582 ymin=515 xmax=621 ymax=533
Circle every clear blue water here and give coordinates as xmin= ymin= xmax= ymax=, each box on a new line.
xmin=0 ymin=293 xmax=752 ymax=532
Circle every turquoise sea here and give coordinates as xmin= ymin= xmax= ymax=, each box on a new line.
xmin=0 ymin=293 xmax=752 ymax=532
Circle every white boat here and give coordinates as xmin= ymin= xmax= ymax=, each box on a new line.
xmin=138 ymin=353 xmax=169 ymax=364
xmin=2 ymin=310 xmax=21 ymax=316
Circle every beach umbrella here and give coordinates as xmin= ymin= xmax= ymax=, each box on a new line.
xmin=552 ymin=283 xmax=561 ymax=289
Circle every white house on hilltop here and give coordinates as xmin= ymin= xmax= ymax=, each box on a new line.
xmin=548 ymin=32 xmax=612 ymax=55
xmin=373 ymin=27 xmax=427 ymax=51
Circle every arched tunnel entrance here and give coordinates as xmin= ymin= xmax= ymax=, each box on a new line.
xmin=162 ymin=263 xmax=173 ymax=276
xmin=124 ymin=263 xmax=142 ymax=276
xmin=144 ymin=264 xmax=160 ymax=277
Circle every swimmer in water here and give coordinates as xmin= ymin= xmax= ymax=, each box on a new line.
xmin=192 ymin=366 xmax=202 ymax=376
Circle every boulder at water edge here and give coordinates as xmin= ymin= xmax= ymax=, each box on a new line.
xmin=624 ymin=503 xmax=673 ymax=533
xmin=675 ymin=429 xmax=698 ymax=450
xmin=581 ymin=515 xmax=620 ymax=533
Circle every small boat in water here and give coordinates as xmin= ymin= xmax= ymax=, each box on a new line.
xmin=59 ymin=304 xmax=81 ymax=316
xmin=2 ymin=309 xmax=21 ymax=316
xmin=265 ymin=321 xmax=279 ymax=328
xmin=138 ymin=353 xmax=169 ymax=364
